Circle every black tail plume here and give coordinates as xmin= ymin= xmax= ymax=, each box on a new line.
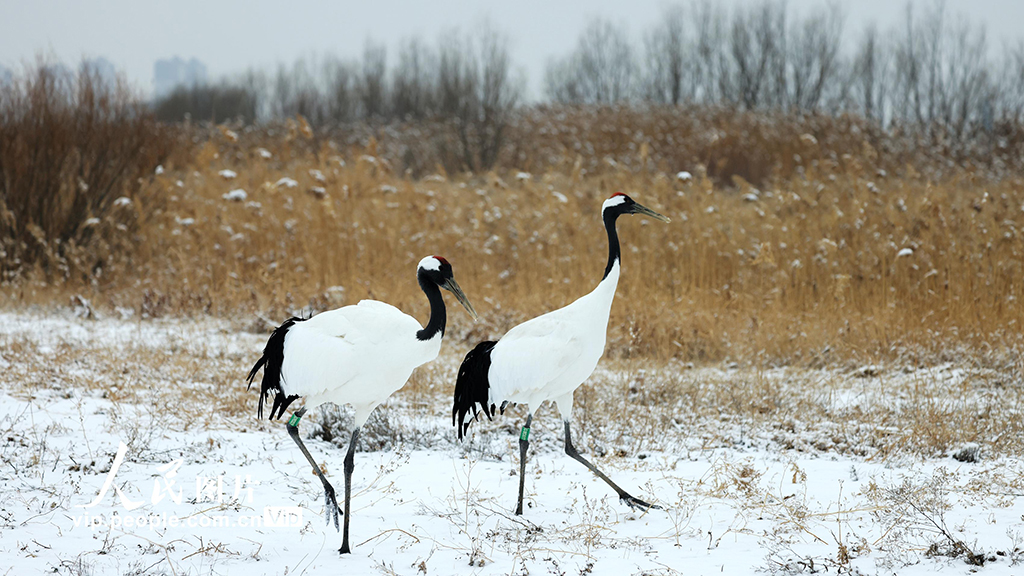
xmin=452 ymin=340 xmax=498 ymax=440
xmin=247 ymin=317 xmax=302 ymax=420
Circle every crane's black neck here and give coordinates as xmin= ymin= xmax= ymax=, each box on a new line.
xmin=603 ymin=209 xmax=622 ymax=279
xmin=416 ymin=275 xmax=446 ymax=341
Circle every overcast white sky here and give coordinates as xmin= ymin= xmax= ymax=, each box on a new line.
xmin=2 ymin=0 xmax=1023 ymax=99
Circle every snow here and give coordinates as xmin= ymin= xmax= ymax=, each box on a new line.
xmin=897 ymin=247 xmax=914 ymax=257
xmin=0 ymin=312 xmax=1021 ymax=575
xmin=800 ymin=133 xmax=819 ymax=146
xmin=516 ymin=171 xmax=531 ymax=181
xmin=676 ymin=171 xmax=693 ymax=182
xmin=218 ymin=169 xmax=238 ymax=180
xmin=222 ymin=189 xmax=248 ymax=202
xmin=275 ymin=177 xmax=298 ymax=189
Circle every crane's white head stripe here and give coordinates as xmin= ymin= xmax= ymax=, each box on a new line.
xmin=418 ymin=256 xmax=442 ymax=271
xmin=602 ymin=195 xmax=628 ymax=212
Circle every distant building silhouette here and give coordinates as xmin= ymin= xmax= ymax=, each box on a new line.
xmin=153 ymin=57 xmax=207 ymax=98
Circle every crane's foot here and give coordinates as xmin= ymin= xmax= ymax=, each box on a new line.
xmin=323 ymin=483 xmax=342 ymax=530
xmin=339 ymin=543 xmax=351 ymax=554
xmin=620 ymin=494 xmax=662 ymax=511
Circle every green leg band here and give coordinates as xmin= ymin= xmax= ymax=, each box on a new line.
xmin=287 ymin=413 xmax=302 ymax=427
xmin=520 ymin=427 xmax=530 ymax=441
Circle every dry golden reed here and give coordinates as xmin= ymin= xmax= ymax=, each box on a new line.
xmin=4 ymin=111 xmax=1024 ymax=368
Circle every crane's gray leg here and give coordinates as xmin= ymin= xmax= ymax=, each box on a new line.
xmin=339 ymin=427 xmax=360 ymax=554
xmin=515 ymin=413 xmax=533 ymax=515
xmin=563 ymin=420 xmax=661 ymax=511
xmin=286 ymin=407 xmax=342 ymax=530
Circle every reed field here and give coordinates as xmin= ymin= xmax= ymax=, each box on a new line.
xmin=5 ymin=107 xmax=1024 ymax=369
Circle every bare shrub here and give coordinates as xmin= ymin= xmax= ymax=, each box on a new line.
xmin=871 ymin=475 xmax=986 ymax=566
xmin=0 ymin=61 xmax=176 ymax=281
xmin=315 ymin=402 xmax=450 ymax=452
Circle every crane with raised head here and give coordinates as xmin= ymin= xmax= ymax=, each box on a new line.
xmin=453 ymin=193 xmax=669 ymax=515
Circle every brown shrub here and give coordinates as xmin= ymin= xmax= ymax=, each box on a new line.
xmin=0 ymin=62 xmax=179 ymax=282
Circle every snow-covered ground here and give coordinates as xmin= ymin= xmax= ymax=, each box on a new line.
xmin=1 ymin=312 xmax=1022 ymax=575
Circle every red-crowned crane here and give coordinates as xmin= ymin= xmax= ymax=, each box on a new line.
xmin=452 ymin=193 xmax=669 ymax=514
xmin=248 ymin=256 xmax=477 ymax=553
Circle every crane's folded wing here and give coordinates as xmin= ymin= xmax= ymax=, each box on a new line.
xmin=280 ymin=300 xmax=422 ymax=398
xmin=488 ymin=313 xmax=587 ymax=403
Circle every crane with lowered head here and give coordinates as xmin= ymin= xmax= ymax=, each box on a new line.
xmin=249 ymin=255 xmax=477 ymax=553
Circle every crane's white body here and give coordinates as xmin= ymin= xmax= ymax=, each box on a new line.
xmin=488 ymin=260 xmax=620 ymax=417
xmin=280 ymin=300 xmax=441 ymax=426
xmin=452 ymin=194 xmax=666 ymax=514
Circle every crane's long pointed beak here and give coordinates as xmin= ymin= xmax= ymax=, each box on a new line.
xmin=632 ymin=202 xmax=671 ymax=222
xmin=443 ymin=278 xmax=479 ymax=320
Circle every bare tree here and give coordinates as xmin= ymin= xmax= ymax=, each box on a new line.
xmin=890 ymin=1 xmax=993 ymax=135
xmin=288 ymin=57 xmax=326 ymax=124
xmin=436 ymin=34 xmax=473 ymax=119
xmin=723 ymin=1 xmax=786 ymax=109
xmin=691 ymin=0 xmax=726 ymax=103
xmin=476 ymin=28 xmax=520 ymax=168
xmin=851 ymin=23 xmax=890 ymax=123
xmin=436 ymin=26 xmax=522 ymax=171
xmin=543 ymin=57 xmax=582 ymax=104
xmin=545 ymin=18 xmax=636 ymax=104
xmin=241 ymin=68 xmax=268 ymax=121
xmin=892 ymin=2 xmax=939 ymax=126
xmin=359 ymin=41 xmax=388 ymax=120
xmin=786 ymin=3 xmax=844 ymax=111
xmin=324 ymin=57 xmax=356 ymax=124
xmin=941 ymin=20 xmax=990 ymax=136
xmin=271 ymin=63 xmax=293 ymax=119
xmin=643 ymin=4 xmax=687 ymax=104
xmin=392 ymin=38 xmax=434 ymax=121
xmin=1000 ymin=41 xmax=1024 ymax=123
